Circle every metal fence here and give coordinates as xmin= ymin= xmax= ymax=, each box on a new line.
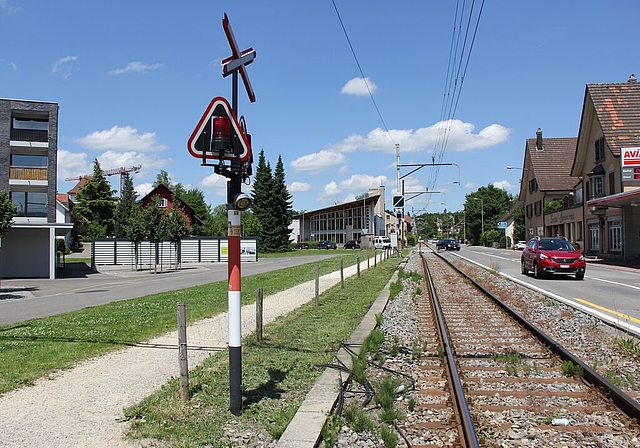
xmin=91 ymin=236 xmax=258 ymax=266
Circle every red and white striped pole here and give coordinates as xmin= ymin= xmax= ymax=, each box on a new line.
xmin=228 ymin=189 xmax=243 ymax=415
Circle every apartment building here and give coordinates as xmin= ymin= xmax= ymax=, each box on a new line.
xmin=0 ymin=98 xmax=73 ymax=278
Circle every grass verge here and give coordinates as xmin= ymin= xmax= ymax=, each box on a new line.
xmin=122 ymin=256 xmax=401 ymax=446
xmin=0 ymin=250 xmax=375 ymax=394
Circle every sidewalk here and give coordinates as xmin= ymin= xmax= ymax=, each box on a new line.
xmin=0 ymin=252 xmax=395 ymax=448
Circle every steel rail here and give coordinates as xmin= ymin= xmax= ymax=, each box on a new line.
xmin=421 ymin=252 xmax=480 ymax=448
xmin=434 ymin=250 xmax=640 ymax=425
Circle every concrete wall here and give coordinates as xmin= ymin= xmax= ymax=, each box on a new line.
xmin=2 ymin=227 xmax=50 ymax=278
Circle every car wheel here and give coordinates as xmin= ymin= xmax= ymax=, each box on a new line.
xmin=575 ymin=272 xmax=584 ymax=280
xmin=521 ymin=259 xmax=528 ymax=275
xmin=533 ymin=262 xmax=541 ymax=279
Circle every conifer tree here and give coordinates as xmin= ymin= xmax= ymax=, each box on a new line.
xmin=271 ymin=155 xmax=293 ymax=251
xmin=74 ymin=159 xmax=117 ymax=238
xmin=251 ymin=150 xmax=276 ymax=251
xmin=114 ymin=173 xmax=138 ymax=238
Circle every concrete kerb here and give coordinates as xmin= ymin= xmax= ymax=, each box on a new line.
xmin=275 ymin=256 xmax=406 ymax=447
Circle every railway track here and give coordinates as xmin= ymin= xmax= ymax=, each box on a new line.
xmin=334 ymin=248 xmax=640 ymax=447
xmin=418 ymin=248 xmax=640 ymax=446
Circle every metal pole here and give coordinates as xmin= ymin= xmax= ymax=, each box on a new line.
xmin=228 ymin=68 xmax=243 ymax=415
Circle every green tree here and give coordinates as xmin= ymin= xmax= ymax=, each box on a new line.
xmin=124 ymin=202 xmax=148 ymax=270
xmin=74 ymin=159 xmax=117 ymax=239
xmin=271 ymin=155 xmax=293 ymax=251
xmin=464 ymin=185 xmax=511 ymax=246
xmin=206 ymin=204 xmax=229 ymax=236
xmin=114 ymin=173 xmax=138 ymax=238
xmin=241 ymin=210 xmax=262 ymax=237
xmin=180 ymin=188 xmax=212 ymax=236
xmin=251 ymin=150 xmax=276 ymax=252
xmin=0 ymin=191 xmax=17 ymax=238
xmin=144 ymin=196 xmax=168 ymax=273
xmin=164 ymin=205 xmax=188 ymax=270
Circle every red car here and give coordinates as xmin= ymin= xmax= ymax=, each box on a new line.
xmin=521 ymin=236 xmax=585 ymax=280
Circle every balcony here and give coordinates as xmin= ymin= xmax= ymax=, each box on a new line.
xmin=10 ymin=128 xmax=48 ymax=143
xmin=10 ymin=166 xmax=48 ymax=182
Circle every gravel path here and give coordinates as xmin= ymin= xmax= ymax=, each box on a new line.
xmin=0 ymin=263 xmax=363 ymax=448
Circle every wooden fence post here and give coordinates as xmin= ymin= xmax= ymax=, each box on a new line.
xmin=315 ymin=264 xmax=320 ymax=306
xmin=177 ymin=302 xmax=189 ymax=401
xmin=340 ymin=258 xmax=344 ymax=289
xmin=357 ymin=257 xmax=360 ymax=278
xmin=256 ymin=288 xmax=263 ymax=342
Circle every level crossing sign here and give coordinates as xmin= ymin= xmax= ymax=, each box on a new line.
xmin=187 ymin=96 xmax=251 ymax=162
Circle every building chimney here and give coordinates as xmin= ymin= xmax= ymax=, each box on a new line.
xmin=629 ymin=73 xmax=637 ymax=83
xmin=536 ymin=128 xmax=543 ymax=151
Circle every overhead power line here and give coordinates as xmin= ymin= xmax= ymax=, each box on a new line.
xmin=331 ymin=0 xmax=395 ymax=147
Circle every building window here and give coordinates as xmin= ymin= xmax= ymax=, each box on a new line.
xmin=528 ymin=178 xmax=538 ymax=194
xmin=588 ymin=176 xmax=604 ymax=198
xmin=159 ymin=198 xmax=169 ymax=208
xmin=589 ymin=223 xmax=600 ymax=252
xmin=10 ymin=191 xmax=48 ymax=217
xmin=10 ymin=154 xmax=48 ymax=167
xmin=595 ymin=137 xmax=606 ymax=162
xmin=11 ymin=117 xmax=49 ymax=142
xmin=609 ymin=220 xmax=622 ymax=252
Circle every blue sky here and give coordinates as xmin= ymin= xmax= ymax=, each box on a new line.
xmin=2 ymin=1 xmax=639 ymax=215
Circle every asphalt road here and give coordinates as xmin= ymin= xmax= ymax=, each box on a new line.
xmin=441 ymin=244 xmax=640 ymax=334
xmin=0 ymin=255 xmax=338 ymax=327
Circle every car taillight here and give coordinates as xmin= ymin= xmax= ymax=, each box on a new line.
xmin=212 ymin=116 xmax=231 ymax=151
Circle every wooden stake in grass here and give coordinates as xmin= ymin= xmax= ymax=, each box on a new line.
xmin=315 ymin=264 xmax=320 ymax=306
xmin=256 ymin=288 xmax=263 ymax=342
xmin=340 ymin=259 xmax=344 ymax=289
xmin=177 ymin=302 xmax=189 ymax=401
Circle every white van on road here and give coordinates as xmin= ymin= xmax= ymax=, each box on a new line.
xmin=373 ymin=236 xmax=392 ymax=250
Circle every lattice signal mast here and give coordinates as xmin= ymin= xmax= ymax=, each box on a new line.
xmin=65 ymin=165 xmax=141 ymax=195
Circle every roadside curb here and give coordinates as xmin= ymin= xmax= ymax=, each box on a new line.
xmin=275 ymin=258 xmax=405 ymax=447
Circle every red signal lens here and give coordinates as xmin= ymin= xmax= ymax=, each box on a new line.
xmin=212 ymin=116 xmax=231 ymax=151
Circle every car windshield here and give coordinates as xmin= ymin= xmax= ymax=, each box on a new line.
xmin=539 ymin=239 xmax=574 ymax=251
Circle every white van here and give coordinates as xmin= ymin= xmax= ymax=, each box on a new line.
xmin=373 ymin=236 xmax=392 ymax=250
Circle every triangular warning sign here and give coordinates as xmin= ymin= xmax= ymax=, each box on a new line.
xmin=187 ymin=97 xmax=251 ymax=162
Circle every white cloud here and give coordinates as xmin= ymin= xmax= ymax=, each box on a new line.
xmin=328 ymin=120 xmax=510 ymax=155
xmin=464 ymin=181 xmax=476 ymax=189
xmin=76 ymin=125 xmax=167 ymax=152
xmin=317 ymin=174 xmax=389 ymax=204
xmin=291 ymin=150 xmax=346 ymax=173
xmin=198 ymin=173 xmax=229 ymax=199
xmin=341 ymin=77 xmax=378 ymax=96
xmin=493 ymin=180 xmax=518 ymax=191
xmin=57 ymin=150 xmax=90 ymax=183
xmin=289 ymin=181 xmax=311 ymax=192
xmin=51 ymin=56 xmax=78 ymax=79
xmin=108 ymin=61 xmax=164 ymax=75
xmin=134 ymin=182 xmax=154 ymax=198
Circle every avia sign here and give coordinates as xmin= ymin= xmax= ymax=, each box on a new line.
xmin=621 ymin=147 xmax=640 ymax=167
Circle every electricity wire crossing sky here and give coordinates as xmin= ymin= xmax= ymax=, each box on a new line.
xmin=2 ymin=1 xmax=639 ymax=213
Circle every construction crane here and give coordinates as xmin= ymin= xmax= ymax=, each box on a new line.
xmin=65 ymin=165 xmax=141 ymax=196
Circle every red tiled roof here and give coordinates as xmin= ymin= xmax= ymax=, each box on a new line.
xmin=587 ymin=81 xmax=640 ymax=156
xmin=528 ymin=137 xmax=579 ymax=191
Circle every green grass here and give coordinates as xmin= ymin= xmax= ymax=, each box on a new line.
xmin=0 ymin=251 xmax=372 ymax=394
xmin=123 ymin=256 xmax=400 ymax=446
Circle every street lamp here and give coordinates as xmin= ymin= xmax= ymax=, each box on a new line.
xmin=473 ymin=197 xmax=484 ymax=236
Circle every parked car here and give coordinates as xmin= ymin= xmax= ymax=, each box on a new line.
xmin=436 ymin=239 xmax=460 ymax=251
xmin=521 ymin=236 xmax=585 ymax=280
xmin=373 ymin=236 xmax=392 ymax=250
xmin=344 ymin=240 xmax=360 ymax=249
xmin=513 ymin=240 xmax=527 ymax=250
xmin=318 ymin=240 xmax=337 ymax=249
xmin=294 ymin=242 xmax=309 ymax=249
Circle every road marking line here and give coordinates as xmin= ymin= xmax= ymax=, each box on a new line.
xmin=588 ymin=277 xmax=640 ymax=291
xmin=573 ymin=298 xmax=640 ymax=325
